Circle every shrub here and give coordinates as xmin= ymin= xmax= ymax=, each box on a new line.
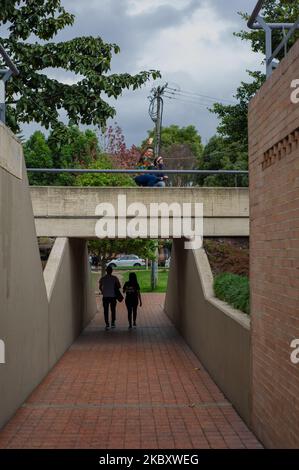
xmin=214 ymin=273 xmax=250 ymax=315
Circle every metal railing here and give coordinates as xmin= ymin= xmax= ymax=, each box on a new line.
xmin=248 ymin=0 xmax=299 ymax=77
xmin=26 ymin=168 xmax=248 ymax=187
xmin=0 ymin=43 xmax=19 ymax=124
xmin=27 ymin=168 xmax=248 ymax=175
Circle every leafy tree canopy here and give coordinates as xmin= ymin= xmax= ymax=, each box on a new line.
xmin=143 ymin=125 xmax=203 ymax=159
xmin=201 ymin=1 xmax=299 ymax=188
xmin=211 ymin=71 xmax=265 ymax=148
xmin=24 ymin=130 xmax=53 ymax=185
xmin=236 ymin=0 xmax=299 ymax=59
xmin=197 ymin=135 xmax=248 ymax=187
xmin=0 ymin=0 xmax=160 ymax=133
xmin=89 ymin=238 xmax=157 ymax=277
xmin=24 ymin=126 xmax=135 ymax=187
xmin=74 ymin=156 xmax=135 ymax=188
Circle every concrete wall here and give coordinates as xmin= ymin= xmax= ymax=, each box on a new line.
xmin=248 ymin=40 xmax=299 ymax=448
xmin=44 ymin=238 xmax=96 ymax=369
xmin=30 ymin=186 xmax=249 ymax=238
xmin=0 ymin=125 xmax=49 ymax=429
xmin=0 ymin=123 xmax=96 ymax=429
xmin=165 ymin=239 xmax=251 ymax=425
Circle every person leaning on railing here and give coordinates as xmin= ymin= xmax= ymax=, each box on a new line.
xmin=134 ymin=139 xmax=168 ymax=187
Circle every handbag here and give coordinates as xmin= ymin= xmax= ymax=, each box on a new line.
xmin=115 ymin=286 xmax=124 ymax=303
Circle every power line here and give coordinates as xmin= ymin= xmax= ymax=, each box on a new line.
xmin=166 ymin=86 xmax=236 ymax=105
xmin=164 ymin=94 xmax=210 ymax=108
xmin=164 ymin=93 xmax=214 ymax=107
xmin=165 ymin=89 xmax=213 ymax=104
xmin=166 ymin=86 xmax=235 ymax=104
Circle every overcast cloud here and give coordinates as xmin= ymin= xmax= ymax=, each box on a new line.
xmin=20 ymin=0 xmax=263 ymax=145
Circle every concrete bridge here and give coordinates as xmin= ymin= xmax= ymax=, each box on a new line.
xmin=30 ymin=186 xmax=249 ymax=238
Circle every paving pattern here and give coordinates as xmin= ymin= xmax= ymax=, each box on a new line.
xmin=0 ymin=294 xmax=262 ymax=449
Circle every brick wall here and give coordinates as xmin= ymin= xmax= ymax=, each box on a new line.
xmin=249 ymin=40 xmax=299 ymax=448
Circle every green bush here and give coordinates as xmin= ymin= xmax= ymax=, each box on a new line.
xmin=214 ymin=273 xmax=250 ymax=315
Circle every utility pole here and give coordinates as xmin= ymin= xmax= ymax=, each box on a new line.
xmin=149 ymin=82 xmax=168 ymax=159
xmin=148 ymin=83 xmax=167 ymax=290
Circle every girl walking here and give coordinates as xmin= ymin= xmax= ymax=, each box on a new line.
xmin=123 ymin=273 xmax=142 ymax=329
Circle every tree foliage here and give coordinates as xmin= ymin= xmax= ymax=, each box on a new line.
xmin=211 ymin=71 xmax=265 ymax=148
xmin=197 ymin=135 xmax=248 ymax=187
xmin=89 ymin=239 xmax=157 ymax=264
xmin=99 ymin=124 xmax=140 ymax=169
xmin=74 ymin=156 xmax=134 ymax=188
xmin=144 ymin=124 xmax=203 ymax=159
xmin=23 ymin=131 xmax=53 ymax=185
xmin=143 ymin=125 xmax=203 ymax=187
xmin=89 ymin=239 xmax=157 ymax=277
xmin=24 ymin=126 xmax=135 ymax=187
xmin=0 ymin=0 xmax=160 ymax=133
xmin=236 ymin=0 xmax=299 ymax=59
xmin=200 ymin=1 xmax=299 ymax=188
xmin=196 ymin=72 xmax=264 ymax=187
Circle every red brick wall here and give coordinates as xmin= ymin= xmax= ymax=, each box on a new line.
xmin=249 ymin=40 xmax=299 ymax=448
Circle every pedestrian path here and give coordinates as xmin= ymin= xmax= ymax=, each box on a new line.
xmin=0 ymin=294 xmax=262 ymax=449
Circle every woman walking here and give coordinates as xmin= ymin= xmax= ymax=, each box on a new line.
xmin=123 ymin=272 xmax=142 ymax=329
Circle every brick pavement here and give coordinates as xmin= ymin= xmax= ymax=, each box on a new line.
xmin=0 ymin=294 xmax=262 ymax=449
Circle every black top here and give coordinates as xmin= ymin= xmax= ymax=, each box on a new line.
xmin=152 ymin=162 xmax=165 ymax=179
xmin=123 ymin=281 xmax=140 ymax=302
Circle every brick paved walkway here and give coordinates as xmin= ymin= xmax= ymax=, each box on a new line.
xmin=0 ymin=294 xmax=262 ymax=449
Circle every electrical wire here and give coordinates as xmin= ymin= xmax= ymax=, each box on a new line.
xmin=166 ymin=86 xmax=235 ymax=104
xmin=165 ymin=86 xmax=236 ymax=105
xmin=165 ymin=88 xmax=211 ymax=102
xmin=163 ymin=94 xmax=210 ymax=108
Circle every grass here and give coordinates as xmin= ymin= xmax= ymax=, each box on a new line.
xmin=214 ymin=273 xmax=250 ymax=315
xmin=106 ymin=266 xmax=147 ymax=271
xmin=122 ymin=269 xmax=169 ymax=293
xmin=91 ymin=269 xmax=169 ymax=293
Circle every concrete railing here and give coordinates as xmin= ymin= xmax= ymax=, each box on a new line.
xmin=165 ymin=239 xmax=251 ymax=425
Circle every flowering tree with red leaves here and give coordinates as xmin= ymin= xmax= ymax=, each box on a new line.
xmin=100 ymin=124 xmax=141 ymax=169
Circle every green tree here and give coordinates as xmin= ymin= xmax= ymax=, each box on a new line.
xmin=144 ymin=125 xmax=203 ymax=159
xmin=24 ymin=131 xmax=53 ymax=185
xmin=211 ymin=71 xmax=265 ymax=149
xmin=196 ymin=72 xmax=264 ymax=187
xmin=0 ymin=0 xmax=160 ymax=133
xmin=201 ymin=1 xmax=299 ymax=188
xmin=236 ymin=1 xmax=299 ymax=59
xmin=25 ymin=126 xmax=137 ymax=187
xmin=47 ymin=125 xmax=100 ymax=186
xmin=197 ymin=135 xmax=248 ymax=187
xmin=89 ymin=239 xmax=157 ymax=277
xmin=75 ymin=155 xmax=135 ymax=188
xmin=143 ymin=125 xmax=203 ymax=186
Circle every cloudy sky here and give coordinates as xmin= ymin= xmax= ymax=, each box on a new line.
xmin=22 ymin=0 xmax=263 ymax=146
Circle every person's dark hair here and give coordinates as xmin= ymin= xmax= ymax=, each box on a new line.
xmin=154 ymin=156 xmax=163 ymax=166
xmin=129 ymin=272 xmax=138 ymax=286
xmin=106 ymin=265 xmax=113 ymax=275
